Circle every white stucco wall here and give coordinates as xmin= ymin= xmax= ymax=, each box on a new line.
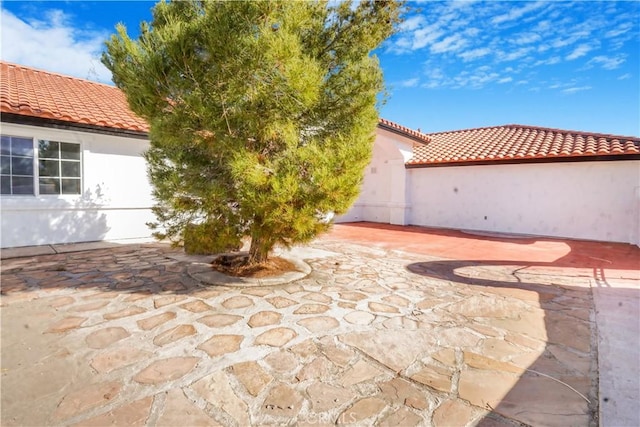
xmin=1 ymin=122 xmax=155 ymax=248
xmin=336 ymin=127 xmax=415 ymax=225
xmin=409 ymin=161 xmax=640 ymax=245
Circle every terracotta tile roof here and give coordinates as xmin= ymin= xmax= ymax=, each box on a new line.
xmin=1 ymin=61 xmax=431 ymax=144
xmin=378 ymin=118 xmax=431 ymax=144
xmin=1 ymin=61 xmax=149 ymax=133
xmin=407 ymin=124 xmax=640 ymax=167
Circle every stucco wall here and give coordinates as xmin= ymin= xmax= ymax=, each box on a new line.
xmin=1 ymin=122 xmax=155 ymax=248
xmin=409 ymin=160 xmax=640 ymax=245
xmin=336 ymin=128 xmax=415 ymax=225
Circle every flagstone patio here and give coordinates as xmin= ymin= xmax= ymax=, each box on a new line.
xmin=1 ymin=223 xmax=638 ymax=426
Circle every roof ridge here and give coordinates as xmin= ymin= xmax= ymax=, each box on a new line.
xmin=378 ymin=117 xmax=431 ymax=143
xmin=426 ymin=123 xmax=639 ymax=141
xmin=409 ymin=123 xmax=640 ymax=167
xmin=501 ymin=124 xmax=640 ymax=141
xmin=0 ymin=60 xmax=117 ymax=89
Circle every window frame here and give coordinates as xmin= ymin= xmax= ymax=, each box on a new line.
xmin=0 ymin=134 xmax=83 ymax=197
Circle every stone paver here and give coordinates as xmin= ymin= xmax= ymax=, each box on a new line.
xmin=45 ymin=316 xmax=86 ymax=333
xmin=262 ymin=383 xmax=304 ymax=418
xmin=198 ymin=335 xmax=243 ymax=357
xmin=153 ymin=324 xmax=197 ymax=346
xmin=90 ymin=347 xmax=151 ymax=373
xmin=137 ymin=311 xmax=177 ymax=330
xmin=297 ymin=316 xmax=340 ymax=332
xmin=338 ymin=397 xmax=387 ymax=424
xmin=198 ymin=313 xmax=242 ymax=328
xmin=432 ymin=399 xmax=479 ymax=427
xmin=381 ymin=407 xmax=423 ymax=426
xmin=156 ymin=388 xmax=220 ymax=427
xmin=248 ymin=311 xmax=282 ymax=327
xmin=344 ymin=310 xmax=375 ymax=325
xmin=307 ymin=382 xmax=353 ymax=412
xmin=340 ymin=359 xmax=384 ymax=386
xmin=411 ymin=364 xmax=453 ymax=392
xmin=193 ymin=371 xmax=250 ymax=426
xmin=133 ymin=357 xmax=199 ymax=384
xmin=72 ymin=397 xmax=153 ymax=427
xmin=53 ymin=381 xmax=122 ymax=420
xmin=255 ymin=327 xmax=297 ymax=347
xmin=86 ymin=327 xmax=130 ymax=349
xmin=229 ymin=361 xmax=273 ymax=396
xmin=2 ymin=224 xmax=637 ymax=426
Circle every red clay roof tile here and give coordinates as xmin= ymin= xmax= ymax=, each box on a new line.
xmin=378 ymin=118 xmax=431 ymax=143
xmin=2 ymin=61 xmax=430 ymax=144
xmin=1 ymin=61 xmax=149 ymax=133
xmin=407 ymin=124 xmax=640 ymax=166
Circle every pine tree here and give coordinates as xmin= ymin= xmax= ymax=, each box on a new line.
xmin=102 ymin=0 xmax=404 ymax=265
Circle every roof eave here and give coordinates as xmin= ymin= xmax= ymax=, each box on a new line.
xmin=377 ymin=122 xmax=430 ymax=145
xmin=405 ymin=154 xmax=640 ymax=168
xmin=1 ymin=113 xmax=149 ymax=140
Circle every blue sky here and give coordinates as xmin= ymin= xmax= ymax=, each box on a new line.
xmin=2 ymin=1 xmax=639 ymax=136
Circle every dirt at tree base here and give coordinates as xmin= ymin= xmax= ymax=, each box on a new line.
xmin=210 ymin=254 xmax=298 ymax=278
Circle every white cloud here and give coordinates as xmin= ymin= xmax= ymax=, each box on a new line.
xmin=535 ymin=20 xmax=551 ymax=32
xmin=459 ymin=47 xmax=491 ymax=62
xmin=431 ymin=34 xmax=466 ymax=54
xmin=605 ymin=22 xmax=632 ymax=38
xmin=400 ymin=15 xmax=425 ymax=32
xmin=0 ymin=8 xmax=112 ymax=83
xmin=512 ymin=33 xmax=542 ymax=45
xmin=551 ymin=30 xmax=591 ymax=49
xmin=464 ymin=27 xmax=480 ymax=37
xmin=491 ymin=1 xmax=546 ymax=25
xmin=455 ymin=71 xmax=500 ymax=88
xmin=534 ymin=56 xmax=561 ymax=66
xmin=398 ymin=78 xmax=419 ymax=88
xmin=498 ymin=47 xmax=533 ymax=62
xmin=420 ymin=63 xmax=514 ymax=90
xmin=566 ymin=44 xmax=594 ymax=60
xmin=421 ymin=81 xmax=442 ymax=89
xmin=536 ymin=44 xmax=551 ymax=53
xmin=388 ymin=1 xmax=638 ymax=95
xmin=412 ymin=26 xmax=445 ymax=50
xmin=618 ymin=73 xmax=631 ymax=80
xmin=587 ymin=55 xmax=626 ymax=70
xmin=562 ymin=86 xmax=592 ymax=94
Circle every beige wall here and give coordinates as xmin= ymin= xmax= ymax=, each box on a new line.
xmin=341 ymin=129 xmax=640 ymax=245
xmin=1 ymin=122 xmax=155 ymax=248
xmin=409 ymin=160 xmax=640 ymax=245
xmin=337 ymin=127 xmax=415 ymax=225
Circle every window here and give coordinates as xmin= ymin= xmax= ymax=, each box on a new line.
xmin=0 ymin=135 xmax=81 ymax=196
xmin=38 ymin=140 xmax=81 ymax=195
xmin=1 ymin=136 xmax=35 ymax=195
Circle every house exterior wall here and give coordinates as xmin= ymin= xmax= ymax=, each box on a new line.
xmin=1 ymin=122 xmax=155 ymax=248
xmin=336 ymin=128 xmax=415 ymax=225
xmin=408 ymin=160 xmax=640 ymax=245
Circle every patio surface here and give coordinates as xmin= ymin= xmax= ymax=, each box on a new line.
xmin=1 ymin=222 xmax=638 ymax=426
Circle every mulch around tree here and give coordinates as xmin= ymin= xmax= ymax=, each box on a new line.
xmin=210 ymin=253 xmax=298 ymax=278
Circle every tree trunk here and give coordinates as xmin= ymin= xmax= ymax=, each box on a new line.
xmin=248 ymin=233 xmax=271 ymax=265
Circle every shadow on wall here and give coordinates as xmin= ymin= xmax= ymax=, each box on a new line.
xmin=1 ymin=186 xmax=110 ymax=248
xmin=406 ymin=242 xmax=640 ymax=426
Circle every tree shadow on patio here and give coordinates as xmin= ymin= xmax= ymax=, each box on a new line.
xmin=405 ymin=240 xmax=639 ymax=426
